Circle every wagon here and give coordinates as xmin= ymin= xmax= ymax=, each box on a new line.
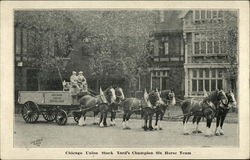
xmin=18 ymin=88 xmax=86 ymax=125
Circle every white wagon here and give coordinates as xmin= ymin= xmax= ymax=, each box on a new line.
xmin=18 ymin=89 xmax=84 ymax=125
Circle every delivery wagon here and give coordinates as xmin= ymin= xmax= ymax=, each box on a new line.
xmin=18 ymin=90 xmax=84 ymax=125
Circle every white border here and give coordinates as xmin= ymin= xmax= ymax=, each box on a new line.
xmin=1 ymin=1 xmax=249 ymax=159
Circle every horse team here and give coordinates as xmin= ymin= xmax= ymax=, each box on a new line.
xmin=76 ymin=86 xmax=237 ymax=137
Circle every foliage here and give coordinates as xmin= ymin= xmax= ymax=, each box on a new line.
xmin=15 ymin=10 xmax=157 ymax=89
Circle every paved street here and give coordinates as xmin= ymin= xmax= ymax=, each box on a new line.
xmin=14 ymin=115 xmax=238 ymax=148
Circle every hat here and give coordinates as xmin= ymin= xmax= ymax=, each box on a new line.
xmin=72 ymin=71 xmax=76 ymax=74
xmin=79 ymin=71 xmax=83 ymax=74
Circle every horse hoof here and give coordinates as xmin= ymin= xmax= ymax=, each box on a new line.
xmin=125 ymin=127 xmax=131 ymax=130
xmin=215 ymin=133 xmax=220 ymax=136
xmin=184 ymin=133 xmax=189 ymax=135
xmin=220 ymin=133 xmax=224 ymax=135
xmin=192 ymin=131 xmax=197 ymax=134
xmin=159 ymin=128 xmax=163 ymax=130
xmin=197 ymin=130 xmax=202 ymax=133
xmin=143 ymin=127 xmax=148 ymax=131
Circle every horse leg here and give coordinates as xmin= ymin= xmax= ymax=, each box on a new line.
xmin=148 ymin=112 xmax=154 ymax=131
xmin=78 ymin=111 xmax=87 ymax=126
xmin=103 ymin=111 xmax=108 ymax=127
xmin=122 ymin=113 xmax=127 ymax=129
xmin=215 ymin=114 xmax=221 ymax=136
xmin=196 ymin=117 xmax=202 ymax=133
xmin=143 ymin=113 xmax=148 ymax=131
xmin=110 ymin=111 xmax=116 ymax=126
xmin=99 ymin=112 xmax=104 ymax=128
xmin=192 ymin=116 xmax=197 ymax=133
xmin=154 ymin=113 xmax=159 ymax=130
xmin=93 ymin=111 xmax=99 ymax=125
xmin=205 ymin=118 xmax=213 ymax=137
xmin=124 ymin=111 xmax=133 ymax=129
xmin=219 ymin=109 xmax=229 ymax=135
xmin=157 ymin=113 xmax=164 ymax=130
xmin=183 ymin=116 xmax=190 ymax=135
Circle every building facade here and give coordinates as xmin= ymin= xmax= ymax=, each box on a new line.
xmin=148 ymin=11 xmax=185 ymax=98
xmin=181 ymin=10 xmax=238 ymax=97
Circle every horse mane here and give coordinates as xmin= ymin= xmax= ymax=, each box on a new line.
xmin=148 ymin=91 xmax=159 ymax=106
xmin=103 ymin=86 xmax=113 ymax=93
xmin=203 ymin=90 xmax=219 ymax=106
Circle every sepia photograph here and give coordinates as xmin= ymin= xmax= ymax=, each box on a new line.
xmin=1 ymin=1 xmax=249 ymax=159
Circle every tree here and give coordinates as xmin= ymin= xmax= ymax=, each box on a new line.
xmin=15 ymin=10 xmax=157 ymax=90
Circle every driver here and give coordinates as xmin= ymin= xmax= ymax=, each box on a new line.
xmin=78 ymin=71 xmax=88 ymax=92
xmin=70 ymin=71 xmax=80 ymax=89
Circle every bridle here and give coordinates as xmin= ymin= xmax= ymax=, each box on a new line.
xmin=217 ymin=90 xmax=228 ymax=106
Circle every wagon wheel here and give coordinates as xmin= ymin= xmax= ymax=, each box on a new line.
xmin=21 ymin=101 xmax=39 ymax=123
xmin=56 ymin=109 xmax=67 ymax=125
xmin=73 ymin=111 xmax=82 ymax=123
xmin=42 ymin=109 xmax=56 ymax=122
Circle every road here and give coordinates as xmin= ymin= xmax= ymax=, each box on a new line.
xmin=14 ymin=115 xmax=238 ymax=148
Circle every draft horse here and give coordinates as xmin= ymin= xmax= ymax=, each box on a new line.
xmin=77 ymin=87 xmax=116 ymax=127
xmin=214 ymin=91 xmax=237 ymax=136
xmin=120 ymin=89 xmax=159 ymax=131
xmin=154 ymin=89 xmax=176 ymax=130
xmin=181 ymin=89 xmax=228 ymax=136
xmin=108 ymin=87 xmax=125 ymax=126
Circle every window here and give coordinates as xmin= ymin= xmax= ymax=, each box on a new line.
xmin=151 ymin=70 xmax=169 ymax=90
xmin=195 ymin=10 xmax=200 ymax=20
xmin=220 ymin=41 xmax=226 ymax=53
xmin=201 ymin=10 xmax=206 ymax=19
xmin=160 ymin=11 xmax=164 ymax=22
xmin=212 ymin=69 xmax=216 ymax=78
xmin=205 ymin=69 xmax=209 ymax=77
xmin=205 ymin=80 xmax=209 ymax=91
xmin=201 ymin=42 xmax=206 ymax=54
xmin=193 ymin=70 xmax=197 ymax=78
xmin=217 ymin=80 xmax=223 ymax=89
xmin=218 ymin=11 xmax=224 ymax=18
xmin=194 ymin=42 xmax=200 ymax=54
xmin=207 ymin=41 xmax=213 ymax=54
xmin=192 ymin=80 xmax=197 ymax=91
xmin=212 ymin=10 xmax=218 ymax=18
xmin=164 ymin=42 xmax=169 ymax=55
xmin=191 ymin=69 xmax=224 ymax=93
xmin=218 ymin=69 xmax=223 ymax=77
xmin=214 ymin=41 xmax=219 ymax=53
xmin=195 ymin=33 xmax=200 ymax=40
xmin=198 ymin=80 xmax=203 ymax=91
xmin=199 ymin=69 xmax=203 ymax=78
xmin=207 ymin=10 xmax=212 ymax=18
xmin=211 ymin=80 xmax=216 ymax=91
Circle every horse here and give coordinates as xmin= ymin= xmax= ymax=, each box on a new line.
xmin=108 ymin=87 xmax=125 ymax=126
xmin=78 ymin=87 xmax=116 ymax=127
xmin=154 ymin=89 xmax=176 ymax=130
xmin=214 ymin=91 xmax=237 ymax=136
xmin=120 ymin=89 xmax=159 ymax=131
xmin=181 ymin=89 xmax=228 ymax=136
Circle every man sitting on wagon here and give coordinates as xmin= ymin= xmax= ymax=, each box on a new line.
xmin=78 ymin=71 xmax=88 ymax=92
xmin=70 ymin=71 xmax=80 ymax=90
